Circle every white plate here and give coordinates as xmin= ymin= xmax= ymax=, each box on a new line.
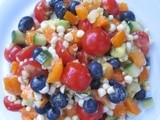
xmin=0 ymin=0 xmax=160 ymax=120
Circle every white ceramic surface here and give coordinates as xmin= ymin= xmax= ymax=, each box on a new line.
xmin=0 ymin=0 xmax=160 ymax=120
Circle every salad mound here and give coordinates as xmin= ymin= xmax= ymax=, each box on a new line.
xmin=3 ymin=0 xmax=153 ymax=120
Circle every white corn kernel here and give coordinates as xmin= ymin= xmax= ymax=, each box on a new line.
xmin=64 ymin=116 xmax=72 ymax=120
xmin=126 ymin=42 xmax=132 ymax=52
xmin=76 ymin=30 xmax=85 ymax=38
xmin=39 ymin=83 xmax=49 ymax=94
xmin=124 ymin=75 xmax=133 ymax=84
xmin=102 ymin=83 xmax=110 ymax=90
xmin=107 ymin=110 xmax=113 ymax=116
xmin=21 ymin=70 xmax=29 ymax=79
xmin=58 ymin=32 xmax=64 ymax=38
xmin=64 ymin=32 xmax=74 ymax=42
xmin=63 ymin=40 xmax=69 ymax=48
xmin=103 ymin=106 xmax=109 ymax=113
xmin=57 ymin=26 xmax=65 ymax=33
xmin=108 ymin=15 xmax=114 ymax=20
xmin=26 ymin=106 xmax=31 ymax=111
xmin=51 ymin=36 xmax=58 ymax=44
xmin=109 ymin=24 xmax=116 ymax=32
xmin=107 ymin=86 xmax=115 ymax=94
xmin=8 ymin=94 xmax=16 ymax=102
xmin=72 ymin=115 xmax=79 ymax=120
xmin=78 ymin=99 xmax=84 ymax=107
xmin=98 ymin=88 xmax=107 ymax=97
xmin=127 ymin=34 xmax=134 ymax=41
xmin=48 ymin=84 xmax=56 ymax=95
xmin=60 ymin=85 xmax=66 ymax=94
xmin=36 ymin=114 xmax=45 ymax=120
xmin=34 ymin=92 xmax=42 ymax=101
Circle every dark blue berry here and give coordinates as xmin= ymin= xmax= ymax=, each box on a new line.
xmin=49 ymin=0 xmax=63 ymax=10
xmin=145 ymin=57 xmax=150 ymax=66
xmin=109 ymin=79 xmax=118 ymax=86
xmin=18 ymin=16 xmax=34 ymax=33
xmin=35 ymin=102 xmax=51 ymax=114
xmin=108 ymin=58 xmax=120 ymax=69
xmin=50 ymin=92 xmax=69 ymax=109
xmin=90 ymin=79 xmax=101 ymax=89
xmin=88 ymin=61 xmax=103 ymax=80
xmin=83 ymin=98 xmax=98 ymax=113
xmin=46 ymin=107 xmax=60 ymax=120
xmin=134 ymin=89 xmax=146 ymax=100
xmin=54 ymin=1 xmax=67 ymax=19
xmin=32 ymin=47 xmax=43 ymax=59
xmin=30 ymin=75 xmax=47 ymax=93
xmin=108 ymin=80 xmax=126 ymax=103
xmin=68 ymin=1 xmax=80 ymax=15
xmin=119 ymin=11 xmax=135 ymax=22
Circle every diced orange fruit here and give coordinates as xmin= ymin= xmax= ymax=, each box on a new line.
xmin=103 ymin=62 xmax=113 ymax=80
xmin=111 ymin=30 xmax=126 ymax=47
xmin=4 ymin=75 xmax=22 ymax=95
xmin=83 ymin=0 xmax=101 ymax=12
xmin=124 ymin=98 xmax=141 ymax=115
xmin=129 ymin=48 xmax=146 ymax=68
xmin=118 ymin=2 xmax=128 ymax=12
xmin=25 ymin=30 xmax=36 ymax=45
xmin=64 ymin=11 xmax=79 ymax=25
xmin=113 ymin=103 xmax=126 ymax=117
xmin=112 ymin=18 xmax=121 ymax=26
xmin=92 ymin=15 xmax=110 ymax=29
xmin=68 ymin=43 xmax=78 ymax=56
xmin=20 ymin=107 xmax=38 ymax=120
xmin=139 ymin=67 xmax=149 ymax=84
xmin=47 ymin=58 xmax=63 ymax=83
xmin=59 ymin=116 xmax=65 ymax=120
xmin=44 ymin=25 xmax=56 ymax=43
xmin=21 ymin=85 xmax=34 ymax=100
xmin=71 ymin=29 xmax=81 ymax=45
xmin=11 ymin=61 xmax=19 ymax=75
xmin=75 ymin=4 xmax=88 ymax=21
xmin=64 ymin=104 xmax=77 ymax=117
xmin=111 ymin=69 xmax=124 ymax=82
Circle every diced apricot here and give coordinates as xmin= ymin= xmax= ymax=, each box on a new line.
xmin=11 ymin=61 xmax=19 ymax=75
xmin=124 ymin=98 xmax=141 ymax=115
xmin=118 ymin=2 xmax=128 ymax=12
xmin=75 ymin=4 xmax=88 ymax=21
xmin=20 ymin=107 xmax=37 ymax=120
xmin=44 ymin=25 xmax=56 ymax=43
xmin=111 ymin=30 xmax=126 ymax=47
xmin=112 ymin=18 xmax=121 ymax=26
xmin=47 ymin=58 xmax=63 ymax=83
xmin=64 ymin=11 xmax=79 ymax=25
xmin=68 ymin=44 xmax=78 ymax=56
xmin=129 ymin=48 xmax=146 ymax=68
xmin=25 ymin=30 xmax=36 ymax=45
xmin=111 ymin=69 xmax=124 ymax=82
xmin=83 ymin=0 xmax=101 ymax=12
xmin=113 ymin=103 xmax=126 ymax=117
xmin=64 ymin=104 xmax=77 ymax=117
xmin=139 ymin=67 xmax=149 ymax=84
xmin=103 ymin=62 xmax=114 ymax=79
xmin=92 ymin=15 xmax=110 ymax=29
xmin=21 ymin=85 xmax=34 ymax=100
xmin=71 ymin=29 xmax=81 ymax=45
xmin=4 ymin=75 xmax=22 ymax=95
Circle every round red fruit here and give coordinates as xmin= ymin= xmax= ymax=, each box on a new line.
xmin=61 ymin=62 xmax=92 ymax=92
xmin=81 ymin=28 xmax=111 ymax=56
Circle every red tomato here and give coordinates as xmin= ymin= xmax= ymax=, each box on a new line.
xmin=4 ymin=45 xmax=22 ymax=62
xmin=16 ymin=45 xmax=38 ymax=61
xmin=16 ymin=61 xmax=47 ymax=81
xmin=132 ymin=31 xmax=149 ymax=56
xmin=61 ymin=62 xmax=92 ymax=92
xmin=4 ymin=96 xmax=23 ymax=111
xmin=76 ymin=51 xmax=89 ymax=65
xmin=81 ymin=28 xmax=111 ymax=56
xmin=55 ymin=40 xmax=73 ymax=64
xmin=34 ymin=0 xmax=50 ymax=23
xmin=101 ymin=0 xmax=119 ymax=16
xmin=77 ymin=102 xmax=103 ymax=120
xmin=78 ymin=20 xmax=92 ymax=32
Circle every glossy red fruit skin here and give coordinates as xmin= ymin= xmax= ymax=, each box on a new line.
xmin=78 ymin=20 xmax=92 ymax=32
xmin=81 ymin=28 xmax=111 ymax=56
xmin=101 ymin=0 xmax=119 ymax=16
xmin=132 ymin=31 xmax=149 ymax=56
xmin=4 ymin=96 xmax=23 ymax=111
xmin=77 ymin=102 xmax=103 ymax=120
xmin=61 ymin=62 xmax=92 ymax=92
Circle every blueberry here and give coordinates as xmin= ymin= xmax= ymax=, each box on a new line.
xmin=49 ymin=0 xmax=63 ymax=10
xmin=109 ymin=80 xmax=118 ymax=86
xmin=108 ymin=58 xmax=120 ymax=69
xmin=90 ymin=79 xmax=101 ymax=89
xmin=35 ymin=102 xmax=51 ymax=114
xmin=88 ymin=61 xmax=103 ymax=80
xmin=50 ymin=92 xmax=69 ymax=109
xmin=18 ymin=16 xmax=34 ymax=33
xmin=30 ymin=75 xmax=47 ymax=93
xmin=119 ymin=11 xmax=135 ymax=22
xmin=134 ymin=89 xmax=146 ymax=100
xmin=32 ymin=47 xmax=43 ymax=59
xmin=68 ymin=1 xmax=80 ymax=15
xmin=108 ymin=80 xmax=126 ymax=103
xmin=46 ymin=107 xmax=60 ymax=120
xmin=83 ymin=98 xmax=98 ymax=113
xmin=54 ymin=1 xmax=67 ymax=19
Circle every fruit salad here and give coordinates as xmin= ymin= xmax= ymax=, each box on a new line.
xmin=3 ymin=0 xmax=154 ymax=120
